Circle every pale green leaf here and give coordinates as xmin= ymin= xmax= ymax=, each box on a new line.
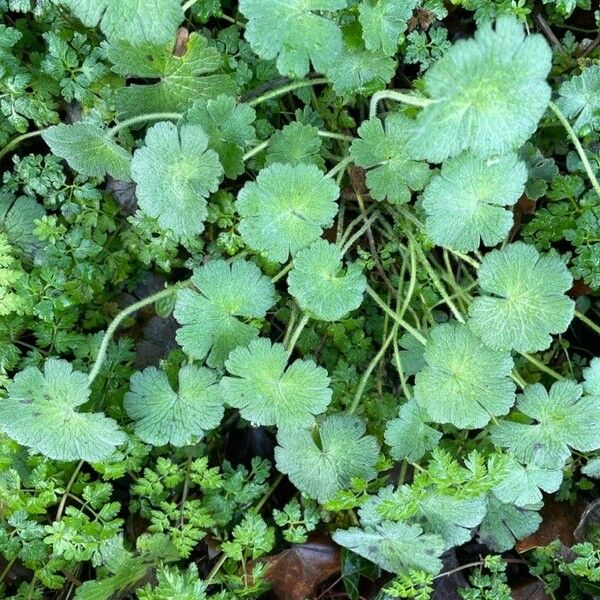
xmin=492 ymin=457 xmax=563 ymax=507
xmin=274 ymin=414 xmax=379 ymax=502
xmin=333 ymin=522 xmax=444 ymax=575
xmin=350 ymin=113 xmax=430 ymax=203
xmin=42 ymin=123 xmax=131 ymax=181
xmin=409 ymin=16 xmax=552 ymax=162
xmin=174 ymin=259 xmax=276 ymax=367
xmin=287 ymin=240 xmax=366 ymax=321
xmin=359 ymin=0 xmax=417 ymax=56
xmin=220 ymin=337 xmax=332 ymax=428
xmin=107 ymin=34 xmax=235 ymax=119
xmin=423 ymin=152 xmax=527 ymax=252
xmin=414 ymin=322 xmax=515 ymax=429
xmin=124 ymin=365 xmax=224 ymax=447
xmin=469 ymin=243 xmax=575 ymax=353
xmin=491 ymin=381 xmax=600 ymax=469
xmin=131 ymin=121 xmax=223 ymax=238
xmin=185 ymin=95 xmax=256 ymax=179
xmin=265 ymin=122 xmax=324 ymax=169
xmin=556 ymin=65 xmax=600 ymax=134
xmin=0 ymin=359 xmax=126 ymax=462
xmin=239 ymin=0 xmax=346 ymax=78
xmin=478 ymin=496 xmax=541 ymax=552
xmin=0 ymin=193 xmax=45 ymax=256
xmin=384 ymin=400 xmax=441 ymax=462
xmin=236 ymin=163 xmax=340 ymax=263
xmin=583 ymin=357 xmax=600 ymax=397
xmin=60 ymin=0 xmax=183 ymax=44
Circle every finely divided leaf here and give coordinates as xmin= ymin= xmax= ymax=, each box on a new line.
xmin=236 ymin=163 xmax=339 ymax=263
xmin=287 ymin=240 xmax=366 ymax=321
xmin=107 ymin=33 xmax=235 ymax=119
xmin=556 ymin=65 xmax=600 ymax=134
xmin=414 ymin=323 xmax=516 ymax=429
xmin=220 ymin=337 xmax=332 ymax=428
xmin=124 ymin=365 xmax=224 ymax=447
xmin=423 ymin=152 xmax=527 ymax=252
xmin=409 ymin=16 xmax=552 ymax=162
xmin=333 ymin=522 xmax=444 ymax=575
xmin=60 ymin=0 xmax=183 ymax=44
xmin=469 ymin=242 xmax=575 ymax=353
xmin=0 ymin=359 xmax=126 ymax=462
xmin=384 ymin=400 xmax=441 ymax=462
xmin=240 ymin=0 xmax=346 ymax=78
xmin=491 ymin=381 xmax=600 ymax=469
xmin=185 ymin=95 xmax=256 ymax=179
xmin=350 ymin=113 xmax=430 ymax=203
xmin=42 ymin=123 xmax=131 ymax=181
xmin=131 ymin=121 xmax=223 ymax=239
xmin=274 ymin=414 xmax=379 ymax=503
xmin=174 ymin=259 xmax=276 ymax=367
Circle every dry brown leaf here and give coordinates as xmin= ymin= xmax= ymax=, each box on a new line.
xmin=257 ymin=536 xmax=340 ymax=600
xmin=511 ymin=576 xmax=550 ymax=600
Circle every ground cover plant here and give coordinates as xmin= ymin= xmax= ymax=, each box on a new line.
xmin=1 ymin=0 xmax=600 ymax=598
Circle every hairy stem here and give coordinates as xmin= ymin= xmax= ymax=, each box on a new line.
xmin=369 ymin=89 xmax=432 ymax=119
xmin=340 ymin=211 xmax=380 ymax=255
xmin=248 ymin=77 xmax=329 ymax=107
xmin=548 ymin=101 xmax=600 ymax=199
xmin=519 ymin=352 xmax=565 ymax=381
xmin=575 ymin=310 xmax=600 ymax=337
xmin=0 ymin=130 xmax=43 ymax=162
xmin=285 ymin=313 xmax=310 ymax=355
xmin=88 ymin=285 xmax=185 ymax=385
xmin=107 ymin=112 xmax=183 ymax=138
xmin=242 ymin=140 xmax=269 ymax=161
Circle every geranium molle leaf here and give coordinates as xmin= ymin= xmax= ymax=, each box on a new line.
xmin=287 ymin=240 xmax=366 ymax=321
xmin=236 ymin=163 xmax=339 ymax=263
xmin=469 ymin=242 xmax=575 ymax=353
xmin=359 ymin=0 xmax=417 ymax=56
xmin=174 ymin=259 xmax=276 ymax=368
xmin=0 ymin=359 xmax=126 ymax=462
xmin=124 ymin=365 xmax=224 ymax=447
xmin=239 ymin=0 xmax=346 ymax=78
xmin=556 ymin=65 xmax=600 ymax=134
xmin=220 ymin=337 xmax=332 ymax=428
xmin=422 ymin=152 xmax=527 ymax=252
xmin=42 ymin=123 xmax=132 ymax=181
xmin=274 ymin=414 xmax=379 ymax=503
xmin=583 ymin=357 xmax=600 ymax=397
xmin=414 ymin=322 xmax=516 ymax=429
xmin=408 ymin=16 xmax=552 ymax=162
xmin=350 ymin=113 xmax=430 ymax=203
xmin=131 ymin=121 xmax=223 ymax=239
xmin=491 ymin=381 xmax=600 ymax=469
xmin=265 ymin=122 xmax=324 ymax=169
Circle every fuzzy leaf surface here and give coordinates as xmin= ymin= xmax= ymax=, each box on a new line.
xmin=556 ymin=65 xmax=600 ymax=134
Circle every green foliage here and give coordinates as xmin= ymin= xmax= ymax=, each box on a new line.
xmin=556 ymin=65 xmax=600 ymax=134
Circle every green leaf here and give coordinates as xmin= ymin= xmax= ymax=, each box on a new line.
xmin=236 ymin=163 xmax=340 ymax=263
xmin=491 ymin=381 xmax=600 ymax=469
xmin=469 ymin=243 xmax=575 ymax=353
xmin=287 ymin=240 xmax=366 ymax=321
xmin=422 ymin=152 xmax=527 ymax=252
xmin=137 ymin=565 xmax=206 ymax=600
xmin=333 ymin=522 xmax=444 ymax=575
xmin=60 ymin=0 xmax=183 ymax=44
xmin=492 ymin=457 xmax=563 ymax=507
xmin=359 ymin=0 xmax=417 ymax=56
xmin=185 ymin=95 xmax=256 ymax=179
xmin=220 ymin=337 xmax=332 ymax=428
xmin=42 ymin=123 xmax=131 ymax=181
xmin=174 ymin=259 xmax=276 ymax=367
xmin=327 ymin=45 xmax=396 ymax=98
xmin=556 ymin=65 xmax=600 ymax=134
xmin=239 ymin=0 xmax=346 ymax=78
xmin=384 ymin=400 xmax=442 ymax=462
xmin=395 ymin=332 xmax=425 ymax=377
xmin=131 ymin=121 xmax=223 ymax=239
xmin=350 ymin=113 xmax=430 ymax=203
xmin=409 ymin=16 xmax=552 ymax=162
xmin=0 ymin=359 xmax=126 ymax=462
xmin=107 ymin=33 xmax=235 ymax=119
xmin=124 ymin=365 xmax=224 ymax=447
xmin=414 ymin=322 xmax=516 ymax=429
xmin=265 ymin=122 xmax=324 ymax=169
xmin=478 ymin=496 xmax=541 ymax=552
xmin=274 ymin=414 xmax=379 ymax=503
xmin=583 ymin=357 xmax=600 ymax=396
xmin=0 ymin=193 xmax=45 ymax=255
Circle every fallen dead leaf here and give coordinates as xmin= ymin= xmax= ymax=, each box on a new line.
xmin=516 ymin=498 xmax=585 ymax=553
xmin=511 ymin=576 xmax=550 ymax=600
xmin=257 ymin=536 xmax=341 ymax=600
